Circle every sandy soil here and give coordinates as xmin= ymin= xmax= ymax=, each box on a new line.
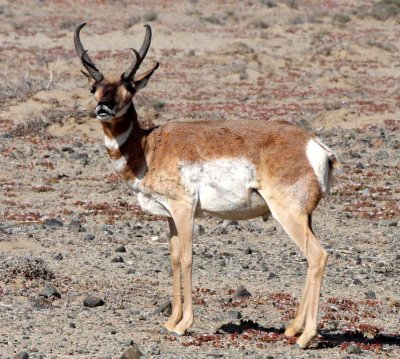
xmin=0 ymin=1 xmax=399 ymax=358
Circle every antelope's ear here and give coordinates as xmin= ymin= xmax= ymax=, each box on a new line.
xmin=134 ymin=63 xmax=159 ymax=92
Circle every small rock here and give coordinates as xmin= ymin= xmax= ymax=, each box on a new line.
xmin=44 ymin=218 xmax=63 ymax=229
xmin=111 ymin=256 xmax=124 ymax=263
xmin=138 ymin=314 xmax=146 ymax=321
xmin=115 ymin=245 xmax=127 ymax=253
xmin=379 ymin=220 xmax=398 ymax=227
xmin=232 ymin=285 xmax=252 ymax=301
xmin=267 ymin=272 xmax=278 ymax=279
xmin=127 ymin=268 xmax=136 ymax=274
xmin=244 ymin=247 xmax=252 ymax=255
xmin=39 ymin=284 xmax=61 ymax=299
xmin=54 ymin=253 xmax=63 ymax=261
xmin=222 ymin=220 xmax=239 ymax=228
xmin=376 ymin=150 xmax=389 ymax=160
xmin=84 ymin=233 xmax=95 ymax=241
xmin=229 ymin=310 xmax=242 ymax=320
xmin=33 ymin=297 xmax=52 ymax=310
xmin=120 ymin=345 xmax=143 ymax=359
xmin=152 ymin=301 xmax=172 ymax=316
xmin=69 ymin=323 xmax=76 ymax=328
xmin=68 ymin=219 xmax=82 ymax=233
xmin=72 ymin=152 xmax=89 ymax=165
xmin=346 ymin=343 xmax=362 ymax=354
xmin=365 ymin=290 xmax=376 ymax=300
xmin=194 ymin=224 xmax=205 ymax=236
xmin=84 ymin=296 xmax=105 ymax=308
xmin=353 ymin=278 xmax=363 ymax=285
xmin=360 ymin=188 xmax=370 ymax=196
xmin=14 ymin=352 xmax=29 ymax=359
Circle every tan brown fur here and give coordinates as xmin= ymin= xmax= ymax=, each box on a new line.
xmin=75 ymin=23 xmax=337 ymax=349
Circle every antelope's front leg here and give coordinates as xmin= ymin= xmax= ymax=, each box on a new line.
xmin=164 ymin=218 xmax=183 ymax=332
xmin=170 ymin=205 xmax=194 ymax=335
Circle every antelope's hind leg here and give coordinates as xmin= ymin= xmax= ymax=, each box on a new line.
xmin=163 ymin=218 xmax=183 ymax=332
xmin=259 ymin=192 xmax=328 ymax=349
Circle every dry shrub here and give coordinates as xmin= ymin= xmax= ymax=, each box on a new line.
xmin=0 ymin=254 xmax=54 ymax=283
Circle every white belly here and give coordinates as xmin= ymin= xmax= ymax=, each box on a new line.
xmin=180 ymin=158 xmax=269 ymax=220
xmin=137 ymin=192 xmax=171 ymax=217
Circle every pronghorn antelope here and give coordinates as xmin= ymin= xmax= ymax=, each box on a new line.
xmin=74 ymin=23 xmax=338 ymax=349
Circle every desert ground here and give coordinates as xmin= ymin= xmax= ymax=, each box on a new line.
xmin=0 ymin=0 xmax=399 ymax=358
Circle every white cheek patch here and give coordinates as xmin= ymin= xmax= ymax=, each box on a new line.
xmin=115 ymin=103 xmax=131 ymax=118
xmin=306 ymin=138 xmax=333 ymax=194
xmin=104 ymin=122 xmax=133 ymax=150
xmin=112 ymin=155 xmax=128 ymax=172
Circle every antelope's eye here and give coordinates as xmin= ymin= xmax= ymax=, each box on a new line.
xmin=125 ymin=82 xmax=134 ymax=93
xmin=90 ymin=85 xmax=96 ymax=94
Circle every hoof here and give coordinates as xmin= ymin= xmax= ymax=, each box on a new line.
xmin=292 ymin=343 xmax=305 ymax=350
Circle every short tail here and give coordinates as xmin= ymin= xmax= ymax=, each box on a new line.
xmin=307 ymin=138 xmax=340 ymax=195
xmin=326 ymin=153 xmax=340 ymax=194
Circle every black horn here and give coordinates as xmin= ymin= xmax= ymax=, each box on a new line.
xmin=122 ymin=25 xmax=152 ymax=81
xmin=74 ymin=23 xmax=103 ymax=82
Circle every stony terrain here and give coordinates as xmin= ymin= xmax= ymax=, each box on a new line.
xmin=0 ymin=0 xmax=399 ymax=358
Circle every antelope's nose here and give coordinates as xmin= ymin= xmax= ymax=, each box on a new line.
xmin=98 ymin=100 xmax=115 ymax=110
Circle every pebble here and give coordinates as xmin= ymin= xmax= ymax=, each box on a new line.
xmin=44 ymin=218 xmax=63 ymax=229
xmin=33 ymin=297 xmax=52 ymax=310
xmin=194 ymin=224 xmax=205 ymax=236
xmin=111 ymin=256 xmax=125 ymax=263
xmin=68 ymin=219 xmax=82 ymax=233
xmin=376 ymin=150 xmax=389 ymax=160
xmin=152 ymin=301 xmax=172 ymax=316
xmin=346 ymin=343 xmax=362 ymax=354
xmin=229 ymin=310 xmax=242 ymax=320
xmin=120 ymin=345 xmax=143 ymax=359
xmin=14 ymin=352 xmax=29 ymax=359
xmin=365 ymin=290 xmax=376 ymax=299
xmin=232 ymin=285 xmax=252 ymax=301
xmin=72 ymin=152 xmax=89 ymax=165
xmin=39 ymin=284 xmax=61 ymax=299
xmin=360 ymin=188 xmax=370 ymax=196
xmin=267 ymin=272 xmax=278 ymax=279
xmin=83 ymin=296 xmax=105 ymax=308
xmin=222 ymin=219 xmax=239 ymax=228
xmin=353 ymin=278 xmax=363 ymax=285
xmin=127 ymin=268 xmax=136 ymax=274
xmin=379 ymin=220 xmax=398 ymax=227
xmin=244 ymin=247 xmax=252 ymax=255
xmin=54 ymin=253 xmax=63 ymax=261
xmin=115 ymin=246 xmax=127 ymax=253
xmin=84 ymin=233 xmax=95 ymax=241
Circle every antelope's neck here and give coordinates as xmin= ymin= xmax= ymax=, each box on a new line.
xmin=102 ymin=105 xmax=147 ymax=184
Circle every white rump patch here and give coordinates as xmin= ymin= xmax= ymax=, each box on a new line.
xmin=112 ymin=155 xmax=128 ymax=172
xmin=104 ymin=122 xmax=133 ymax=150
xmin=306 ymin=139 xmax=334 ymax=194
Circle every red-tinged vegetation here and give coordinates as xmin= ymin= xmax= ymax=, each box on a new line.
xmin=2 ymin=210 xmax=43 ymax=224
xmin=355 ymin=324 xmax=381 ymax=337
xmin=72 ymin=200 xmax=164 ymax=222
xmin=340 ymin=341 xmax=383 ymax=352
xmin=31 ymin=185 xmax=55 ymax=192
xmin=327 ymin=298 xmax=358 ymax=311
